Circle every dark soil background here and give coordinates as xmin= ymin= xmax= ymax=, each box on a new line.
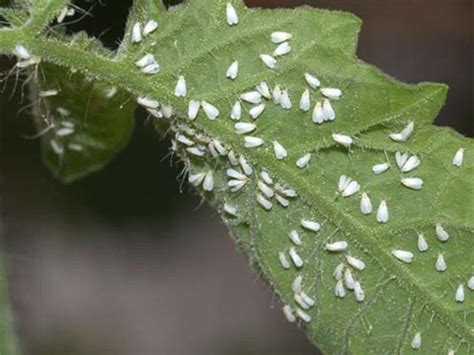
xmin=1 ymin=1 xmax=472 ymax=355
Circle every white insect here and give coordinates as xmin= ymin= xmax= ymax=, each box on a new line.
xmin=372 ymin=162 xmax=389 ymax=175
xmin=256 ymin=82 xmax=272 ymax=99
xmin=226 ymin=168 xmax=247 ymax=181
xmin=455 ymin=284 xmax=465 ymax=303
xmin=131 ymin=22 xmax=142 ymax=43
xmin=376 ymin=200 xmax=389 ymax=223
xmin=226 ymin=3 xmax=239 ymax=25
xmin=344 ymin=269 xmax=355 ymax=290
xmin=210 ymin=139 xmax=227 ymax=156
xmin=56 ymin=127 xmax=74 ymax=137
xmin=276 ymin=186 xmax=297 ymax=198
xmin=186 ymin=147 xmax=205 ymax=157
xmin=395 ymin=151 xmax=409 ymax=169
xmin=300 ymin=219 xmax=320 ymax=232
xmin=299 ymin=89 xmax=311 ymax=112
xmin=389 ymin=121 xmax=414 ymax=142
xmin=453 ymin=148 xmax=464 ymax=167
xmin=240 ymin=91 xmax=262 ymax=104
xmin=296 ymin=153 xmax=311 ymax=169
xmin=321 ymin=87 xmax=342 ymax=100
xmin=260 ymin=171 xmax=273 ymax=185
xmin=12 ymin=44 xmax=31 ymax=60
xmin=228 ymin=179 xmax=247 ymax=192
xmin=260 ymin=54 xmax=277 ymax=69
xmin=346 ymin=255 xmax=365 ymax=271
xmin=325 ymin=241 xmax=348 ymax=252
xmin=312 ymin=102 xmax=324 ymax=124
xmin=135 ymin=53 xmax=156 ymax=68
xmin=282 ymin=305 xmax=296 ymax=322
xmin=436 ymin=224 xmax=449 ymax=242
xmin=105 ymin=87 xmax=118 ymax=99
xmin=272 ymin=85 xmax=283 ymax=104
xmin=332 ymin=133 xmax=352 ymax=148
xmin=280 ymin=89 xmax=292 ymax=109
xmin=295 ymin=294 xmax=308 ymax=309
xmin=360 ymin=193 xmax=373 ymax=215
xmin=57 ymin=7 xmax=74 ymax=23
xmin=279 ymin=252 xmax=291 ymax=269
xmin=273 ymin=141 xmax=287 ymax=160
xmin=141 ymin=63 xmax=160 ymax=74
xmin=417 ymin=234 xmax=428 ymax=252
xmin=50 ymin=139 xmax=63 ymax=155
xmin=411 ymin=332 xmax=422 ymax=350
xmin=400 ymin=155 xmax=421 ymax=173
xmin=300 ymin=292 xmax=315 ymax=307
xmin=333 ymin=263 xmax=344 ymax=280
xmin=468 ymin=276 xmax=474 ymax=290
xmin=188 ymin=100 xmax=200 ymax=120
xmin=435 ymin=254 xmax=447 ymax=272
xmin=289 ymin=230 xmax=302 ymax=246
xmin=39 ymin=89 xmax=58 ymax=97
xmin=202 ymin=171 xmax=214 ymax=192
xmin=137 ymin=96 xmax=159 ymax=109
xmin=304 ymin=73 xmax=320 ymax=89
xmin=273 ymin=42 xmax=291 ymax=57
xmin=174 ymin=75 xmax=187 ymax=97
xmin=226 ymin=61 xmax=239 ymax=79
xmin=176 ymin=134 xmax=194 ymax=146
xmin=234 ymin=122 xmax=256 ymax=135
xmin=257 ymin=194 xmax=273 ymax=210
xmin=230 ymin=101 xmax=242 ymax=120
xmin=354 ymin=281 xmax=365 ymax=302
xmin=275 ymin=194 xmax=289 ymax=207
xmin=296 ymin=308 xmax=311 ymax=323
xmin=249 ymin=104 xmax=266 ymax=119
xmin=239 ymin=156 xmax=253 ymax=175
xmin=392 ymin=250 xmax=414 ymax=263
xmin=289 ymin=247 xmax=304 ymax=268
xmin=335 ymin=280 xmax=346 ymax=298
xmin=271 ymin=31 xmax=292 ymax=43
xmin=258 ymin=180 xmax=274 ymax=198
xmin=338 ymin=176 xmax=360 ymax=197
xmin=161 ymin=105 xmax=174 ymax=119
xmin=244 ymin=136 xmax=264 ymax=148
xmin=322 ymin=99 xmax=335 ymax=121
xmin=223 ymin=203 xmax=238 ymax=217
xmin=228 ymin=150 xmax=239 ymax=165
xmin=292 ymin=275 xmax=303 ymax=293
xmin=201 ymin=101 xmax=220 ymax=120
xmin=68 ymin=144 xmax=83 ymax=152
xmin=143 ymin=20 xmax=158 ymax=35
xmin=401 ymin=177 xmax=423 ymax=190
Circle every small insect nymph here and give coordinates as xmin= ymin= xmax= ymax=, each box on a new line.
xmin=273 ymin=140 xmax=288 ymax=160
xmin=226 ymin=3 xmax=239 ymax=25
xmin=376 ymin=200 xmax=389 ymax=223
xmin=392 ymin=250 xmax=414 ymax=263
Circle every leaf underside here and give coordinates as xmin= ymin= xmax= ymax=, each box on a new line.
xmin=1 ymin=0 xmax=473 ymax=353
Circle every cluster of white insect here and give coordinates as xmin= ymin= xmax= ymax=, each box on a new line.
xmin=332 ymin=257 xmax=366 ymax=302
xmin=254 ymin=171 xmax=297 ymax=210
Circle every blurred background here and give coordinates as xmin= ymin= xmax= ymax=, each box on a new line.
xmin=1 ymin=1 xmax=472 ymax=354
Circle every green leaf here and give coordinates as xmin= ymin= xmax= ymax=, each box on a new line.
xmin=31 ymin=62 xmax=135 ymax=183
xmin=0 ymin=0 xmax=472 ymax=353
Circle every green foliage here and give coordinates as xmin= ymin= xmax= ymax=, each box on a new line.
xmin=0 ymin=0 xmax=472 ymax=353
